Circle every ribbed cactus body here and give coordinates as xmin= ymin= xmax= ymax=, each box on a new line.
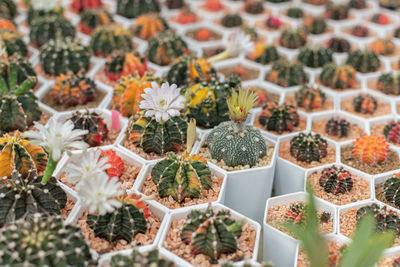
xmin=105 ymin=51 xmax=148 ymax=82
xmin=349 ymin=0 xmax=367 ymax=9
xmin=319 ymin=165 xmax=353 ymax=195
xmin=370 ymin=39 xmax=395 ymax=56
xmin=304 ymin=17 xmax=327 ymax=35
xmin=377 ymin=73 xmax=400 ymax=95
xmin=267 ymin=60 xmax=307 ymax=87
xmin=319 ymin=63 xmax=356 ymax=89
xmin=1 ymin=54 xmax=37 ymax=86
xmin=356 ymin=204 xmax=400 ymax=235
xmin=325 ymin=118 xmax=350 ymax=138
xmin=351 ymin=25 xmax=369 ymax=37
xmin=0 ymin=0 xmax=16 ymax=20
xmin=258 ymin=102 xmax=300 ymax=133
xmin=290 ymin=132 xmax=328 ymax=163
xmin=352 ymin=134 xmax=389 ymax=164
xmin=221 ymin=13 xmax=243 ymax=27
xmin=284 ymin=203 xmax=305 ymax=225
xmin=0 ymin=30 xmax=28 ymax=57
xmin=295 ymin=85 xmax=326 ymax=111
xmin=384 ymin=174 xmax=400 ymax=208
xmin=100 ymin=149 xmax=125 ymax=178
xmin=181 ymin=207 xmax=243 ymax=261
xmin=117 ymin=0 xmax=161 ymax=18
xmin=352 ymin=94 xmax=377 ymax=114
xmin=27 ymin=5 xmax=63 ymax=25
xmin=286 ymin=7 xmax=303 ymax=18
xmin=327 ymin=37 xmax=350 ymax=53
xmin=90 ymin=24 xmax=133 ymax=56
xmin=279 ymin=28 xmax=307 ymax=49
xmin=384 ymin=121 xmax=400 ymax=144
xmin=346 ymin=50 xmax=380 ymax=73
xmin=325 ymin=3 xmax=349 ymax=20
xmin=248 ymin=44 xmax=279 ymax=65
xmin=111 ymin=249 xmax=175 ymax=267
xmin=244 ymin=0 xmax=264 ymax=14
xmin=133 ymin=14 xmax=168 ymax=40
xmin=79 ymin=8 xmax=113 ymax=35
xmin=298 ymin=46 xmax=333 ymax=68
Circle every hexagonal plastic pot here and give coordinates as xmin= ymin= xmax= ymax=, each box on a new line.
xmin=196 ymin=132 xmax=278 ymax=223
xmin=158 ymin=203 xmax=261 ymax=267
xmin=131 ymin=160 xmax=227 ymax=213
xmin=274 ymin=132 xmax=339 ymax=196
xmin=263 ymin=192 xmax=337 ymax=267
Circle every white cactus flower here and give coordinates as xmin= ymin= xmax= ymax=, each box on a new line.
xmin=226 ymin=30 xmax=254 ymax=57
xmin=32 ymin=0 xmax=58 ymax=11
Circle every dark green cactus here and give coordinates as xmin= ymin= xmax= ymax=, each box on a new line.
xmin=0 ymin=169 xmax=67 ymax=227
xmin=90 ymin=24 xmax=133 ymax=57
xmin=298 ymin=46 xmax=333 ymax=68
xmin=286 ymin=7 xmax=304 ymax=18
xmin=252 ymin=45 xmax=279 ymax=65
xmin=244 ymin=0 xmax=264 ymax=14
xmin=151 ymin=152 xmax=212 ymax=202
xmin=377 ymin=72 xmax=400 ymax=95
xmin=266 ymin=59 xmax=307 ymax=87
xmin=110 ymin=249 xmax=175 ymax=267
xmin=346 ymin=50 xmax=381 ymax=73
xmin=117 ymin=0 xmax=161 ymax=19
xmin=305 ymin=17 xmax=327 ymax=35
xmin=0 ymin=54 xmax=37 ymax=86
xmin=279 ymin=28 xmax=307 ymax=49
xmin=0 ymin=30 xmax=28 ymax=57
xmin=325 ymin=2 xmax=349 ymax=20
xmin=325 ymin=118 xmax=350 ymax=138
xmin=27 ymin=5 xmax=63 ymax=25
xmin=384 ymin=174 xmax=400 ymax=208
xmin=356 ymin=204 xmax=400 ymax=235
xmin=290 ymin=132 xmax=328 ymax=163
xmin=40 ymin=38 xmax=91 ymax=76
xmin=295 ymin=85 xmax=326 ymax=111
xmin=29 ymin=16 xmax=76 ymax=48
xmin=0 ymin=214 xmax=92 ymax=266
xmin=284 ymin=202 xmax=306 ymax=225
xmin=166 ymin=0 xmax=184 ymax=9
xmin=319 ymin=165 xmax=353 ymax=195
xmin=352 ymin=94 xmax=377 ymax=114
xmin=0 ymin=0 xmax=16 ymax=20
xmin=79 ymin=8 xmax=114 ymax=35
xmin=181 ymin=207 xmax=243 ymax=262
xmin=349 ymin=0 xmax=367 ymax=9
xmin=327 ymin=37 xmax=351 ymax=53
xmin=258 ymin=102 xmax=300 ymax=133
xmin=351 ymin=25 xmax=369 ymax=37
xmin=319 ymin=63 xmax=357 ymax=89
xmin=221 ymin=13 xmax=243 ymax=28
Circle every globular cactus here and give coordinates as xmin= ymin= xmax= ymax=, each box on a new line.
xmin=0 ymin=131 xmax=47 ymax=178
xmin=71 ymin=0 xmax=103 ymax=13
xmin=0 ymin=18 xmax=15 ymax=31
xmin=110 ymin=249 xmax=175 ymax=267
xmin=203 ymin=0 xmax=223 ymax=11
xmin=29 ymin=16 xmax=76 ymax=48
xmin=346 ymin=49 xmax=380 ymax=73
xmin=265 ymin=16 xmax=281 ymax=30
xmin=79 ymin=8 xmax=113 ymax=35
xmin=319 ymin=165 xmax=353 ymax=195
xmin=27 ymin=4 xmax=63 ymax=25
xmin=369 ymin=39 xmax=395 ymax=56
xmin=384 ymin=121 xmax=400 ymax=144
xmin=105 ymin=51 xmax=148 ymax=82
xmin=286 ymin=7 xmax=304 ymax=18
xmin=290 ymin=132 xmax=328 ymax=163
xmin=183 ymin=77 xmax=239 ymax=128
xmin=117 ymin=0 xmax=161 ymax=19
xmin=298 ymin=46 xmax=333 ymax=68
xmin=112 ymin=73 xmax=160 ymax=117
xmin=87 ymin=194 xmax=150 ymax=244
xmin=304 ymin=17 xmax=327 ymax=35
xmin=147 ymin=30 xmax=188 ymax=66
xmin=90 ymin=24 xmax=133 ymax=57
xmin=351 ymin=25 xmax=369 ymax=38
xmin=0 ymin=0 xmax=16 ymax=20
xmin=325 ymin=3 xmax=349 ymax=20
xmin=371 ymin=13 xmax=390 ymax=25
xmin=295 ymin=85 xmax=326 ymax=111
xmin=0 ymin=54 xmax=37 ymax=86
xmin=133 ymin=14 xmax=168 ymax=40
xmin=319 ymin=63 xmax=357 ymax=89
xmin=100 ymin=149 xmax=125 ymax=178
xmin=221 ymin=13 xmax=243 ymax=28
xmin=258 ymin=102 xmax=300 ymax=133
xmin=50 ymin=72 xmax=97 ymax=107
xmin=383 ymin=173 xmax=400 ymax=208
xmin=352 ymin=134 xmax=390 ymax=164
xmin=326 ymin=37 xmax=351 ymax=53
xmin=248 ymin=43 xmax=279 ymax=65
xmin=69 ymin=110 xmax=109 ymax=147
xmin=166 ymin=0 xmax=184 ymax=9
xmin=0 ymin=30 xmax=28 ymax=57
xmin=181 ymin=207 xmax=243 ymax=262
xmin=0 ymin=214 xmax=92 ymax=266
xmin=266 ymin=59 xmax=307 ymax=87
xmin=244 ymin=0 xmax=264 ymax=14
xmin=284 ymin=203 xmax=305 ymax=225
xmin=166 ymin=56 xmax=216 ymax=87
xmin=0 ymin=169 xmax=66 ymax=226
xmin=279 ymin=28 xmax=307 ymax=49
xmin=349 ymin=0 xmax=367 ymax=9
xmin=40 ymin=38 xmax=91 ymax=76
xmin=0 ymin=61 xmax=41 ymax=133
xmin=377 ymin=73 xmax=400 ymax=95
xmin=325 ymin=118 xmax=350 ymax=138
xmin=356 ymin=204 xmax=400 ymax=235
xmin=352 ymin=94 xmax=377 ymax=114
xmin=176 ymin=7 xmax=197 ymax=24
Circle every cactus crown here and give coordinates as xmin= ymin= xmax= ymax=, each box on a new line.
xmin=346 ymin=49 xmax=381 ymax=73
xmin=116 ymin=0 xmax=161 ymax=19
xmin=105 ymin=50 xmax=148 ymax=82
xmin=227 ymin=87 xmax=257 ymax=124
xmin=319 ymin=63 xmax=357 ymax=90
xmin=90 ymin=24 xmax=133 ymax=56
xmin=279 ymin=28 xmax=307 ymax=49
xmin=284 ymin=202 xmax=306 ymax=225
xmin=325 ymin=118 xmax=350 ymax=138
xmin=0 ymin=29 xmax=28 ymax=57
xmin=181 ymin=206 xmax=243 ymax=262
xmin=298 ymin=46 xmax=333 ymax=68
xmin=258 ymin=102 xmax=300 ymax=133
xmin=384 ymin=121 xmax=400 ymax=144
xmin=110 ymin=249 xmax=175 ymax=267
xmin=319 ymin=165 xmax=353 ymax=195
xmin=325 ymin=2 xmax=349 ymax=20
xmin=133 ymin=14 xmax=168 ymax=40
xmin=267 ymin=60 xmax=307 ymax=87
xmin=377 ymin=72 xmax=400 ymax=95
xmin=0 ymin=214 xmax=92 ymax=266
xmin=384 ymin=173 xmax=400 ymax=208
xmin=71 ymin=0 xmax=103 ymax=13
xmin=290 ymin=132 xmax=328 ymax=163
xmin=352 ymin=134 xmax=390 ymax=164
xmin=79 ymin=8 xmax=113 ymax=35
xmin=221 ymin=13 xmax=243 ymax=28
xmin=100 ymin=149 xmax=125 ymax=178
xmin=356 ymin=204 xmax=400 ymax=235
xmin=327 ymin=37 xmax=350 ymax=53
xmin=369 ymin=39 xmax=395 ymax=56
xmin=352 ymin=94 xmax=377 ymax=114
xmin=295 ymin=85 xmax=326 ymax=111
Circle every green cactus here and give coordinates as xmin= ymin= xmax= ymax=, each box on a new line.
xmin=305 ymin=17 xmax=327 ymax=35
xmin=349 ymin=0 xmax=367 ymax=9
xmin=221 ymin=13 xmax=243 ymax=28
xmin=181 ymin=207 xmax=243 ymax=262
xmin=298 ymin=46 xmax=333 ymax=68
xmin=258 ymin=102 xmax=300 ymax=133
xmin=319 ymin=165 xmax=353 ymax=195
xmin=284 ymin=202 xmax=306 ymax=225
xmin=290 ymin=132 xmax=328 ymax=163
xmin=346 ymin=50 xmax=381 ymax=73
xmin=0 ymin=0 xmax=17 ymax=20
xmin=279 ymin=28 xmax=307 ymax=49
xmin=40 ymin=38 xmax=91 ymax=76
xmin=1 ymin=54 xmax=37 ymax=86
xmin=251 ymin=45 xmax=279 ymax=65
xmin=286 ymin=7 xmax=304 ymax=18
xmin=79 ymin=8 xmax=114 ymax=35
xmin=0 ymin=214 xmax=92 ymax=266
xmin=0 ymin=169 xmax=66 ymax=227
xmin=356 ymin=204 xmax=400 ymax=235
xmin=325 ymin=118 xmax=350 ymax=138
xmin=0 ymin=30 xmax=28 ymax=57
xmin=266 ymin=59 xmax=307 ymax=87
xmin=327 ymin=37 xmax=351 ymax=53
xmin=90 ymin=24 xmax=133 ymax=57
xmin=377 ymin=72 xmax=400 ymax=95
xmin=352 ymin=94 xmax=377 ymax=114
xmin=384 ymin=174 xmax=400 ymax=208
xmin=29 ymin=15 xmax=76 ymax=48
xmin=244 ymin=0 xmax=264 ymax=14
xmin=325 ymin=2 xmax=349 ymax=20
xmin=319 ymin=63 xmax=357 ymax=89
xmin=110 ymin=249 xmax=175 ymax=267
xmin=117 ymin=0 xmax=160 ymax=19
xmin=147 ymin=30 xmax=188 ymax=66
xmin=27 ymin=4 xmax=63 ymax=25
xmin=295 ymin=85 xmax=326 ymax=111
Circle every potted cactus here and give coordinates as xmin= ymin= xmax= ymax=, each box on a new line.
xmin=0 ymin=0 xmax=17 ymax=20
xmin=90 ymin=24 xmax=133 ymax=57
xmin=70 ymin=0 xmax=103 ymax=13
xmin=0 ymin=30 xmax=28 ymax=57
xmin=265 ymin=59 xmax=308 ymax=88
xmin=346 ymin=49 xmax=381 ymax=74
xmin=243 ymin=0 xmax=265 ymax=14
xmin=78 ymin=8 xmax=114 ymax=35
xmin=371 ymin=72 xmax=400 ymax=95
xmin=325 ymin=37 xmax=351 ymax=53
xmin=132 ymin=14 xmax=169 ymax=41
xmin=247 ymin=43 xmax=280 ymax=65
xmin=340 ymin=92 xmax=391 ymax=119
xmin=325 ymin=2 xmax=349 ymax=20
xmin=304 ymin=17 xmax=329 ymax=36
xmin=369 ymin=39 xmax=398 ymax=57
xmin=318 ymin=63 xmax=359 ymax=91
xmin=117 ymin=0 xmax=160 ymax=19
xmin=221 ymin=13 xmax=243 ymax=28
xmin=27 ymin=0 xmax=63 ymax=25
xmin=297 ymin=46 xmax=333 ymax=68
xmin=374 ymin=172 xmax=400 ymax=211
xmin=278 ymin=27 xmax=308 ymax=49
xmin=106 ymin=248 xmax=176 ymax=266
xmin=285 ymin=85 xmax=334 ymax=113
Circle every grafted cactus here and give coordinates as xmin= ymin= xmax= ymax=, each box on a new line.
xmin=384 ymin=174 xmax=400 ymax=208
xmin=356 ymin=204 xmax=400 ymax=235
xmin=258 ymin=102 xmax=300 ymax=133
xmin=384 ymin=121 xmax=400 ymax=144
xmin=116 ymin=0 xmax=160 ymax=19
xmin=298 ymin=46 xmax=333 ymax=68
xmin=284 ymin=203 xmax=305 ymax=225
xmin=352 ymin=134 xmax=389 ymax=164
xmin=90 ymin=24 xmax=133 ymax=57
xmin=346 ymin=50 xmax=381 ymax=73
xmin=290 ymin=132 xmax=328 ymax=163
xmin=295 ymin=85 xmax=326 ymax=111
xmin=0 ymin=29 xmax=28 ymax=57
xmin=325 ymin=118 xmax=350 ymax=138
xmin=319 ymin=165 xmax=353 ymax=195
xmin=352 ymin=94 xmax=377 ymax=114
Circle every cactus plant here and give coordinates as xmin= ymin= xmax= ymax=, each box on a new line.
xmin=0 ymin=0 xmax=16 ymax=20
xmin=0 ymin=18 xmax=15 ymax=31
xmin=1 ymin=54 xmax=37 ymax=86
xmin=117 ymin=0 xmax=160 ymax=18
xmin=105 ymin=50 xmax=148 ymax=82
xmin=79 ymin=8 xmax=113 ymax=35
xmin=279 ymin=28 xmax=307 ymax=49
xmin=384 ymin=121 xmax=400 ymax=144
xmin=304 ymin=17 xmax=327 ymax=35
xmin=351 ymin=25 xmax=369 ymax=38
xmin=295 ymin=85 xmax=326 ymax=111
xmin=27 ymin=4 xmax=63 ymax=25
xmin=40 ymin=38 xmax=91 ymax=76
xmin=290 ymin=132 xmax=328 ymax=163
xmin=258 ymin=102 xmax=300 ymax=133
xmin=110 ymin=249 xmax=175 ymax=267
xmin=265 ymin=16 xmax=281 ymax=29
xmin=203 ymin=0 xmax=223 ymax=11
xmin=248 ymin=44 xmax=279 ymax=65
xmin=87 ymin=194 xmax=149 ymax=244
xmin=369 ymin=39 xmax=395 ymax=56
xmin=356 ymin=204 xmax=400 ymax=235
xmin=176 ymin=7 xmax=197 ymax=24
xmin=0 ymin=29 xmax=28 ymax=57
xmin=371 ymin=13 xmax=390 ymax=25
xmin=284 ymin=203 xmax=306 ymax=225
xmin=71 ymin=0 xmax=103 ymax=13
xmin=286 ymin=7 xmax=304 ymax=18
xmin=303 ymin=0 xmax=327 ymax=5
xmin=29 ymin=16 xmax=76 ymax=48
xmin=383 ymin=173 xmax=400 ymax=208
xmin=319 ymin=165 xmax=353 ymax=195
xmin=221 ymin=13 xmax=243 ymax=28
xmin=68 ymin=110 xmax=109 ymax=147
xmin=266 ymin=59 xmax=307 ymax=87
xmin=100 ymin=149 xmax=125 ymax=178
xmin=326 ymin=37 xmax=350 ymax=53
xmin=166 ymin=0 xmax=184 ymax=9
xmin=352 ymin=94 xmax=377 ymax=114
xmin=183 ymin=77 xmax=239 ymax=128
xmin=166 ymin=55 xmax=216 ymax=87
xmin=244 ymin=0 xmax=264 ymax=14
xmin=325 ymin=118 xmax=350 ymax=138
xmin=298 ymin=46 xmax=333 ymax=68
xmin=349 ymin=0 xmax=367 ymax=9
xmin=352 ymin=134 xmax=390 ymax=164
xmin=50 ymin=72 xmax=97 ymax=107
xmin=319 ymin=63 xmax=357 ymax=89
xmin=147 ymin=30 xmax=188 ymax=66
xmin=325 ymin=2 xmax=349 ymax=20
xmin=181 ymin=207 xmax=243 ymax=262
xmin=133 ymin=14 xmax=168 ymax=40
xmin=207 ymin=88 xmax=267 ymax=167
xmin=377 ymin=73 xmax=400 ymax=95
xmin=0 ymin=214 xmax=92 ymax=266
xmin=90 ymin=24 xmax=133 ymax=57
